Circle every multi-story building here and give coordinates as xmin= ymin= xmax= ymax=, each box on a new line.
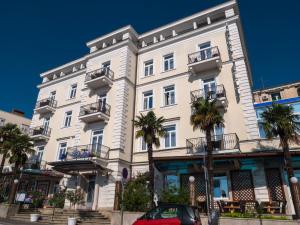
xmin=29 ymin=0 xmax=299 ymax=215
xmin=0 ymin=108 xmax=31 ymax=172
xmin=253 ymin=80 xmax=300 ymax=138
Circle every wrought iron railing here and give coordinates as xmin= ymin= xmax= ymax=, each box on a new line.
xmin=188 ymin=46 xmax=220 ymax=64
xmin=59 ymin=144 xmax=110 ymax=161
xmin=186 ymin=133 xmax=239 ymax=154
xmin=30 ymin=126 xmax=51 ymax=137
xmin=190 ymin=85 xmax=226 ymax=102
xmin=85 ymin=67 xmax=114 ymax=82
xmin=35 ymin=98 xmax=57 ymax=109
xmin=79 ymin=101 xmax=111 ymax=117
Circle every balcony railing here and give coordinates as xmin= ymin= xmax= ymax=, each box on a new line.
xmin=59 ymin=144 xmax=109 ymax=161
xmin=35 ymin=98 xmax=57 ymax=109
xmin=190 ymin=85 xmax=226 ymax=102
xmin=188 ymin=46 xmax=220 ymax=64
xmin=79 ymin=101 xmax=111 ymax=118
xmin=30 ymin=126 xmax=51 ymax=138
xmin=186 ymin=133 xmax=240 ymax=154
xmin=85 ymin=68 xmax=114 ymax=82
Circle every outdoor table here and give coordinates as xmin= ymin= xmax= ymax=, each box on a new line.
xmin=223 ymin=200 xmax=241 ymax=213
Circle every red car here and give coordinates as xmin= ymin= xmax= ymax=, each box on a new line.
xmin=133 ymin=204 xmax=202 ymax=225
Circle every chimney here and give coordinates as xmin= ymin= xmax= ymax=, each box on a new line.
xmin=11 ymin=109 xmax=25 ymax=117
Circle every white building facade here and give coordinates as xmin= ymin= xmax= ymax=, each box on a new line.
xmin=30 ymin=0 xmax=299 ymax=215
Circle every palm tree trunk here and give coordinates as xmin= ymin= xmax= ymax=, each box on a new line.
xmin=147 ymin=143 xmax=155 ymax=208
xmin=8 ymin=162 xmax=19 ymax=205
xmin=205 ymin=130 xmax=214 ymax=211
xmin=0 ymin=152 xmax=7 ymax=174
xmin=283 ymin=140 xmax=300 ymax=218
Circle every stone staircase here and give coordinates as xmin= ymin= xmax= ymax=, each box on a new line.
xmin=9 ymin=208 xmax=111 ymax=225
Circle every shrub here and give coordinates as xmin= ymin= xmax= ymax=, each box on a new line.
xmin=31 ymin=190 xmax=44 ymax=210
xmin=160 ymin=186 xmax=189 ymax=204
xmin=49 ymin=190 xmax=66 ymax=209
xmin=65 ymin=189 xmax=84 ymax=209
xmin=123 ymin=173 xmax=151 ymax=212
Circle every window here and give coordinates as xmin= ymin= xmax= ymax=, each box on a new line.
xmin=69 ymin=84 xmax=77 ymax=99
xmin=143 ymin=91 xmax=153 ymax=110
xmin=255 ymin=108 xmax=265 ymax=120
xmin=271 ymin=92 xmax=281 ymax=101
xmin=164 ymin=125 xmax=176 ymax=148
xmin=213 ymin=174 xmax=229 ymax=199
xmin=36 ymin=146 xmax=45 ymax=162
xmin=44 ymin=117 xmax=50 ymax=131
xmin=165 ymin=175 xmax=179 ymax=189
xmin=199 ymin=42 xmax=212 ymax=60
xmin=163 ymin=54 xmax=174 ymax=71
xmin=258 ymin=123 xmax=267 ymax=138
xmin=57 ymin=142 xmax=67 ymax=160
xmin=144 ymin=60 xmax=153 ymax=76
xmin=102 ymin=61 xmax=111 ymax=74
xmin=297 ymin=87 xmax=300 ymax=97
xmin=292 ymin=103 xmax=300 ymax=114
xmin=141 ymin=138 xmax=148 ymax=151
xmin=0 ymin=118 xmax=5 ymax=127
xmin=63 ymin=111 xmax=72 ymax=127
xmin=203 ymin=78 xmax=216 ymax=99
xmin=50 ymin=91 xmax=56 ymax=100
xmin=164 ymin=85 xmax=175 ymax=106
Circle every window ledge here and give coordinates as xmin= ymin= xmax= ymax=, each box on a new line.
xmin=141 ymin=74 xmax=155 ymax=79
xmin=139 ymin=108 xmax=155 ymax=113
xmin=160 ymin=104 xmax=177 ymax=108
xmin=161 ymin=68 xmax=176 ymax=74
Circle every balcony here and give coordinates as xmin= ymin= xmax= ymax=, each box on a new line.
xmin=190 ymin=85 xmax=227 ymax=107
xmin=30 ymin=126 xmax=51 ymax=141
xmin=188 ymin=46 xmax=221 ymax=74
xmin=34 ymin=98 xmax=57 ymax=114
xmin=186 ymin=133 xmax=240 ymax=155
xmin=79 ymin=101 xmax=110 ymax=123
xmin=85 ymin=68 xmax=114 ymax=89
xmin=48 ymin=144 xmax=110 ymax=174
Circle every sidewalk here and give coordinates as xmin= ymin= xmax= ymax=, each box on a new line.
xmin=0 ymin=218 xmax=48 ymax=225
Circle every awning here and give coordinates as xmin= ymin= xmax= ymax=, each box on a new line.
xmin=47 ymin=159 xmax=111 ymax=175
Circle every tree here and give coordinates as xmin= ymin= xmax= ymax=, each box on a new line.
xmin=7 ymin=133 xmax=34 ymax=204
xmin=0 ymin=123 xmax=22 ymax=174
xmin=134 ymin=111 xmax=166 ymax=206
xmin=261 ymin=103 xmax=300 ymax=218
xmin=190 ymin=98 xmax=224 ymax=210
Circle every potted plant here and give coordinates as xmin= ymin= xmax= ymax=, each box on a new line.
xmin=65 ymin=189 xmax=84 ymax=225
xmin=48 ymin=190 xmax=66 ymax=221
xmin=30 ymin=191 xmax=43 ymax=222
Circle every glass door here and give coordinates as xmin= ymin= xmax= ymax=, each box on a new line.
xmin=203 ymin=78 xmax=216 ymax=99
xmin=86 ymin=177 xmax=95 ymax=209
xmin=91 ymin=130 xmax=103 ymax=155
xmin=199 ymin=42 xmax=211 ymax=60
xmin=43 ymin=117 xmax=50 ymax=134
xmin=98 ymin=94 xmax=107 ymax=113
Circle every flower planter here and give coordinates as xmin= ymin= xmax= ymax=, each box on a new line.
xmin=30 ymin=213 xmax=40 ymax=222
xmin=68 ymin=217 xmax=77 ymax=225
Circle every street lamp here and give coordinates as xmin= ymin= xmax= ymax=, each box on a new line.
xmin=290 ymin=176 xmax=300 ymax=219
xmin=189 ymin=176 xmax=195 ymax=206
xmin=291 ymin=177 xmax=298 ymax=184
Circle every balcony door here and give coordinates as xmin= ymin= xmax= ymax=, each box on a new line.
xmin=203 ymin=78 xmax=216 ymax=99
xmin=43 ymin=117 xmax=50 ymax=133
xmin=98 ymin=94 xmax=107 ymax=113
xmin=91 ymin=130 xmax=103 ymax=154
xmin=198 ymin=42 xmax=211 ymax=60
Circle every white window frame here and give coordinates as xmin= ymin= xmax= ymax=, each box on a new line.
xmin=164 ymin=124 xmax=177 ymax=149
xmin=0 ymin=118 xmax=5 ymax=126
xmin=56 ymin=142 xmax=67 ymax=160
xmin=142 ymin=90 xmax=154 ymax=111
xmin=36 ymin=146 xmax=45 ymax=162
xmin=49 ymin=91 xmax=56 ymax=100
xmin=69 ymin=84 xmax=77 ymax=99
xmin=141 ymin=138 xmax=148 ymax=151
xmin=63 ymin=111 xmax=72 ymax=127
xmin=144 ymin=60 xmax=154 ymax=77
xmin=163 ymin=85 xmax=176 ymax=106
xmin=163 ymin=53 xmax=174 ymax=72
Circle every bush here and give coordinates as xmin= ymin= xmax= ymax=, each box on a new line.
xmin=160 ymin=186 xmax=189 ymax=204
xmin=30 ymin=191 xmax=44 ymax=210
xmin=123 ymin=173 xmax=151 ymax=212
xmin=49 ymin=190 xmax=66 ymax=208
xmin=65 ymin=189 xmax=84 ymax=209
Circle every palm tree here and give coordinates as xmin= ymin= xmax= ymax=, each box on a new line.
xmin=8 ymin=133 xmax=34 ymax=204
xmin=261 ymin=103 xmax=300 ymax=218
xmin=0 ymin=123 xmax=22 ymax=174
xmin=134 ymin=111 xmax=166 ymax=206
xmin=190 ymin=98 xmax=224 ymax=210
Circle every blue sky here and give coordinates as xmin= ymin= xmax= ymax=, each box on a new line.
xmin=0 ymin=0 xmax=299 ymax=118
